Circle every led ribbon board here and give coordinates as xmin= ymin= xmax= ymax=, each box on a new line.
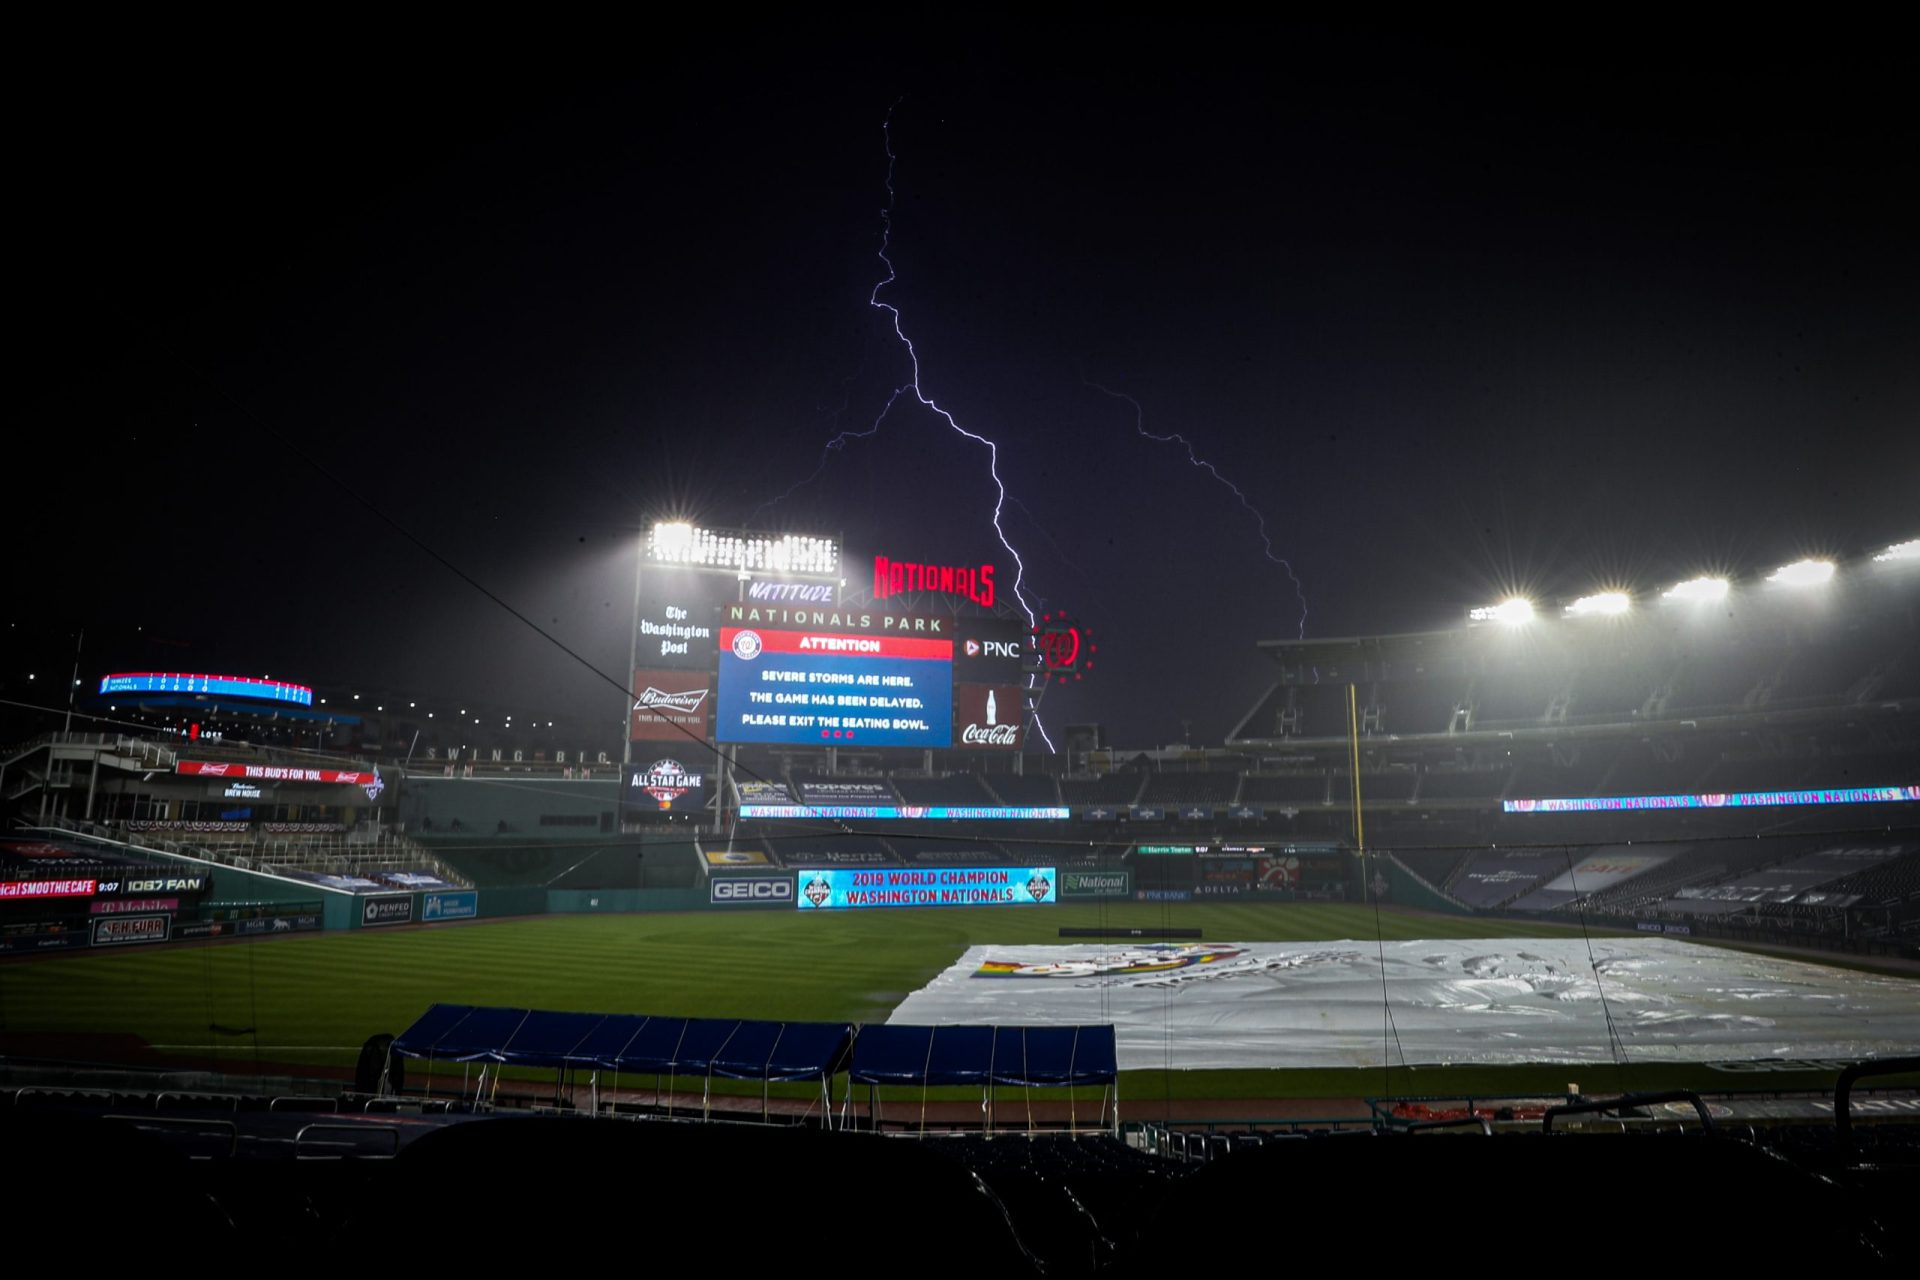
xmin=796 ymin=866 xmax=1057 ymax=910
xmin=99 ymin=673 xmax=313 ymax=706
xmin=738 ymin=804 xmax=1069 ymax=820
xmin=0 ymin=879 xmax=97 ymax=899
xmin=176 ymin=762 xmax=379 ymax=785
xmin=1504 ymin=786 xmax=1920 ymax=813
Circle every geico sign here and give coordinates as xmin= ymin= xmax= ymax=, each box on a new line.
xmin=711 ymin=878 xmax=794 ymax=903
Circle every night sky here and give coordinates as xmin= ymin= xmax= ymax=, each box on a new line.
xmin=16 ymin=23 xmax=1918 ymax=748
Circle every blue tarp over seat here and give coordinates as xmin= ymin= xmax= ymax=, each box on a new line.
xmin=850 ymin=1024 xmax=1118 ymax=1087
xmin=418 ymin=1006 xmax=534 ymax=1063
xmin=390 ymin=1004 xmax=854 ymax=1082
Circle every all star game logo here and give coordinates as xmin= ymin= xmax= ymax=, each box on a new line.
xmin=1025 ymin=872 xmax=1053 ymax=903
xmin=803 ymin=874 xmax=832 ymax=907
xmin=635 ymin=759 xmax=703 ymax=809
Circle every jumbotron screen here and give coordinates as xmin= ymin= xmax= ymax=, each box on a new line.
xmin=715 ymin=615 xmax=952 ymax=748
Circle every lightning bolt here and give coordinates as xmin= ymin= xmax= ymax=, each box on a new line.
xmin=867 ymin=105 xmax=1055 ymax=752
xmin=1086 ymin=380 xmax=1309 ymax=638
xmin=757 ymin=102 xmax=1056 ymax=751
xmin=748 ymin=385 xmax=907 ymax=524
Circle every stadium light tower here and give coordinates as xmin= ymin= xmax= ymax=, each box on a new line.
xmin=1564 ymin=591 xmax=1631 ymax=618
xmin=1767 ymin=558 xmax=1836 ymax=588
xmin=1661 ymin=575 xmax=1730 ymax=603
xmin=1468 ymin=597 xmax=1535 ymax=626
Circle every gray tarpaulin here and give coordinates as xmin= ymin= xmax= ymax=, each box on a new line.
xmin=888 ymin=937 xmax=1920 ymax=1069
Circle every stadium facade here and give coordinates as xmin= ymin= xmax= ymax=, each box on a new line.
xmin=3 ymin=533 xmax=1916 ymax=958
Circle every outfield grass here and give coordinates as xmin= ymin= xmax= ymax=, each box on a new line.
xmin=2 ymin=905 xmax=1910 ymax=1102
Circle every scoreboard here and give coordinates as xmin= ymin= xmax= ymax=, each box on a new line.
xmin=697 ymin=594 xmax=1036 ymax=750
xmin=99 ymin=672 xmax=313 ymax=706
xmin=715 ymin=619 xmax=955 ymax=748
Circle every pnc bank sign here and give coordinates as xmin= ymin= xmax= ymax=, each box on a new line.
xmin=873 ymin=555 xmax=994 ymax=608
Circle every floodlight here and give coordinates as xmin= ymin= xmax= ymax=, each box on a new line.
xmin=1766 ymin=558 xmax=1836 ymax=588
xmin=650 ymin=521 xmax=694 ymax=554
xmin=1469 ymin=597 xmax=1535 ymax=625
xmin=645 ymin=521 xmax=838 ymax=575
xmin=1871 ymin=538 xmax=1918 ymax=564
xmin=1662 ymin=575 xmax=1730 ymax=603
xmin=1565 ymin=591 xmax=1631 ymax=618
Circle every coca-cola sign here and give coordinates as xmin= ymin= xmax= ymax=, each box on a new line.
xmin=955 ymin=683 xmax=1024 ymax=751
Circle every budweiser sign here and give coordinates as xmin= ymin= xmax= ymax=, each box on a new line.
xmin=176 ymin=762 xmax=376 ymax=785
xmin=636 ymin=685 xmax=709 ymax=714
xmin=631 ymin=668 xmax=713 ymax=742
xmin=955 ymin=683 xmax=1023 ymax=751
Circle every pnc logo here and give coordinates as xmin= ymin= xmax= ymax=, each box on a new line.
xmin=964 ymin=637 xmax=1021 ymax=660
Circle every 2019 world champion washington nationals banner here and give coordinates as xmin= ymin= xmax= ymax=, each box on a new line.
xmin=797 ymin=866 xmax=1056 ymax=910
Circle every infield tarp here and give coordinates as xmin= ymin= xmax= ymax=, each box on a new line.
xmin=851 ymin=1024 xmax=1117 ymax=1087
xmin=391 ymin=1005 xmax=853 ymax=1080
xmin=887 ymin=938 xmax=1920 ymax=1069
